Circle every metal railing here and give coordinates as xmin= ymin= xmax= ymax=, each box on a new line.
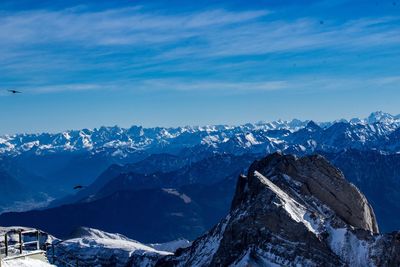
xmin=0 ymin=229 xmax=85 ymax=266
xmin=0 ymin=229 xmax=41 ymax=258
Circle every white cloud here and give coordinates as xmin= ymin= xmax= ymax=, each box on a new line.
xmin=0 ymin=8 xmax=269 ymax=46
xmin=1 ymin=7 xmax=399 ymax=53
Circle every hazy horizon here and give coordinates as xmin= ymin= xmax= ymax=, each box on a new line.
xmin=0 ymin=110 xmax=398 ymax=135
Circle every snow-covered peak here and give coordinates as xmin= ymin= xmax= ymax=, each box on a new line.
xmin=54 ymin=227 xmax=176 ymax=267
xmin=1 ymin=111 xmax=400 ymax=156
xmin=367 ymin=111 xmax=396 ymax=124
xmin=69 ymin=226 xmax=134 ymax=241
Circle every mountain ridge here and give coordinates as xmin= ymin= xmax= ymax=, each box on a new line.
xmin=1 ymin=111 xmax=399 ymax=156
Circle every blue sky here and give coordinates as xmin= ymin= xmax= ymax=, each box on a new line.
xmin=0 ymin=0 xmax=400 ymax=134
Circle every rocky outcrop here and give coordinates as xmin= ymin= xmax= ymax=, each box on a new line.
xmin=244 ymin=153 xmax=379 ymax=233
xmin=157 ymin=153 xmax=400 ymax=267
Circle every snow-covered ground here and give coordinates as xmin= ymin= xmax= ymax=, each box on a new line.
xmin=1 ymin=226 xmax=191 ymax=267
xmin=1 ymin=258 xmax=55 ymax=267
xmin=148 ymin=238 xmax=191 ymax=253
xmin=54 ymin=227 xmax=190 ymax=267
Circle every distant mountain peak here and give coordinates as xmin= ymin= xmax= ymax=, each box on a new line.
xmin=305 ymin=120 xmax=321 ymax=131
xmin=367 ymin=111 xmax=395 ymax=124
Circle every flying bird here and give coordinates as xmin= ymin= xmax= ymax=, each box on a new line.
xmin=73 ymin=185 xmax=84 ymax=190
xmin=8 ymin=89 xmax=22 ymax=94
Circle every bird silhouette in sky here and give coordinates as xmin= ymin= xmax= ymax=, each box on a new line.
xmin=73 ymin=185 xmax=84 ymax=190
xmin=8 ymin=89 xmax=22 ymax=94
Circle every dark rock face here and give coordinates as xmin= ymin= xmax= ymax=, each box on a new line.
xmin=245 ymin=154 xmax=379 ymax=233
xmin=157 ymin=153 xmax=400 ymax=267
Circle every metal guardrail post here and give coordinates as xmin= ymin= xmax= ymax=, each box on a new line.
xmin=4 ymin=234 xmax=8 ymax=257
xmin=18 ymin=231 xmax=23 ymax=254
xmin=36 ymin=230 xmax=40 ymax=250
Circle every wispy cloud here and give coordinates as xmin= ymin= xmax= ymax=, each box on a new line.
xmin=0 ymin=8 xmax=269 ymax=46
xmin=1 ymin=7 xmax=398 ymax=52
xmin=0 ymin=5 xmax=400 ymax=94
xmin=0 ymin=80 xmax=287 ymax=95
xmin=134 ymin=79 xmax=288 ymax=92
xmin=2 ymin=74 xmax=396 ymax=96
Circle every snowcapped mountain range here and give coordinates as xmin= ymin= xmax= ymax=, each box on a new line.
xmin=2 ymin=138 xmax=400 ymax=266
xmin=1 ymin=111 xmax=400 ymax=267
xmin=1 ymin=111 xmax=400 ymax=239
xmin=1 ymin=111 xmax=400 ymax=156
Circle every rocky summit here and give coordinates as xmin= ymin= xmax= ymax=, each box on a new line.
xmin=157 ymin=153 xmax=400 ymax=267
